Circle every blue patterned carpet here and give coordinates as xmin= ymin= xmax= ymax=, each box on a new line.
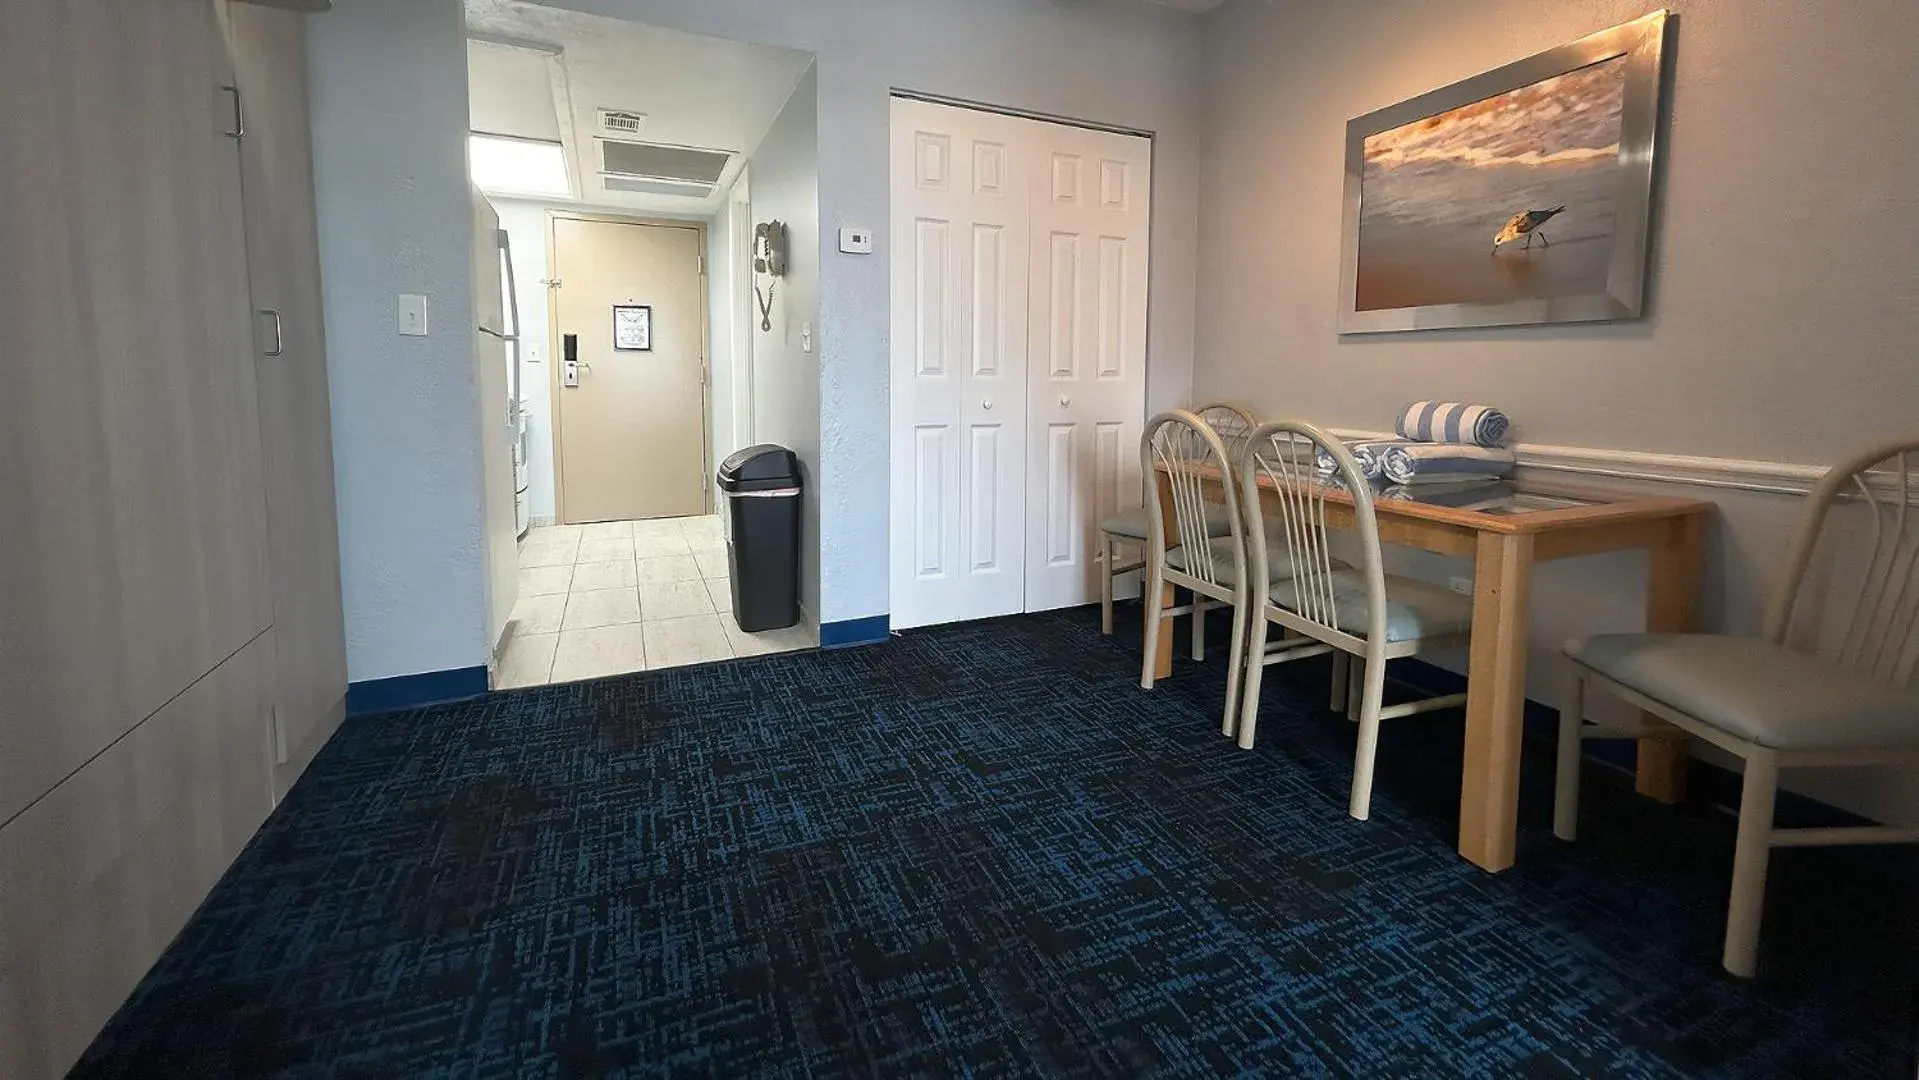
xmin=75 ymin=608 xmax=1914 ymax=1077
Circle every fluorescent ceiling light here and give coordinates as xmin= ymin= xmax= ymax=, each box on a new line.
xmin=469 ymin=134 xmax=570 ymax=198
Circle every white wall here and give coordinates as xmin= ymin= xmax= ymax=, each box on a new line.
xmin=1193 ymin=0 xmax=1919 ymax=823
xmin=308 ymin=0 xmax=485 ymax=684
xmin=746 ymin=67 xmax=824 ymax=624
xmin=544 ymin=0 xmax=1206 ymax=627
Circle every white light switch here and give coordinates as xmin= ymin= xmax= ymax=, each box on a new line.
xmin=838 ymin=227 xmax=873 ymax=255
xmin=397 ymin=294 xmax=428 ymax=337
xmin=800 ymin=322 xmax=814 ymax=354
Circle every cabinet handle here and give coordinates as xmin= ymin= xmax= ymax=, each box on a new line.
xmin=221 ymin=85 xmax=244 ymax=139
xmin=1059 ymin=395 xmax=1071 ymax=408
xmin=981 ymin=398 xmax=994 ymax=411
xmin=260 ymin=309 xmax=284 ymax=357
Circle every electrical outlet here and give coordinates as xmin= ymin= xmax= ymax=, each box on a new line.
xmin=1448 ymin=576 xmax=1473 ymax=595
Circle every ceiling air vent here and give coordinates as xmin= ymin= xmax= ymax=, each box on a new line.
xmin=597 ymin=109 xmax=647 ymax=137
xmin=598 ymin=139 xmax=733 ymax=199
xmin=603 ymin=175 xmax=716 ymax=199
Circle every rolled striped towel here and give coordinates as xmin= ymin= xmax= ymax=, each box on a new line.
xmin=1315 ymin=438 xmax=1411 ymax=479
xmin=1381 ymin=442 xmax=1516 ymax=485
xmin=1378 ymin=480 xmax=1508 ymax=510
xmin=1395 ymin=401 xmax=1511 ymax=448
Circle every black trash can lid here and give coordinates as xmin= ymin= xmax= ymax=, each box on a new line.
xmin=718 ymin=445 xmax=800 ymax=492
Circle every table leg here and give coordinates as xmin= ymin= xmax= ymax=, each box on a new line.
xmin=1150 ymin=469 xmax=1177 ymax=680
xmin=1636 ymin=514 xmax=1705 ymax=803
xmin=1460 ymin=531 xmax=1534 ymax=872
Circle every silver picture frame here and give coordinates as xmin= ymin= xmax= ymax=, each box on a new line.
xmin=1338 ymin=10 xmax=1671 ymax=334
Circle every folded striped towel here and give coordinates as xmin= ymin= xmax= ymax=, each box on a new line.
xmin=1381 ymin=442 xmax=1516 ymax=485
xmin=1315 ymin=438 xmax=1411 ymax=480
xmin=1378 ymin=480 xmax=1508 ymax=510
xmin=1396 ymin=401 xmax=1510 ymax=448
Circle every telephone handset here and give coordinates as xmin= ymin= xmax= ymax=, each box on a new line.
xmin=754 ymin=220 xmax=788 ymax=277
xmin=753 ymin=220 xmax=787 ymax=332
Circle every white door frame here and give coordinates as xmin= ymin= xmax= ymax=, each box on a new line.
xmin=544 ymin=209 xmax=712 ymax=525
xmin=728 ymin=172 xmax=756 ymax=450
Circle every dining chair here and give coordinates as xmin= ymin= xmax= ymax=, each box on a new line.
xmin=1137 ymin=409 xmax=1262 ymax=733
xmin=1234 ymin=420 xmax=1473 ymax=820
xmin=1556 ymin=437 xmax=1919 ymax=978
xmin=1100 ymin=402 xmax=1258 ymax=641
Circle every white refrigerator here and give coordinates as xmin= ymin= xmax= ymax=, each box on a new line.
xmin=473 ymin=189 xmax=525 ymax=658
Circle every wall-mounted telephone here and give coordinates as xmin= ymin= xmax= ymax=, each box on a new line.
xmin=754 ymin=220 xmax=788 ymax=278
xmin=753 ymin=220 xmax=787 ymax=333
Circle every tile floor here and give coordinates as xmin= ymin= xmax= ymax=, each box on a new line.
xmin=494 ymin=514 xmax=816 ymax=688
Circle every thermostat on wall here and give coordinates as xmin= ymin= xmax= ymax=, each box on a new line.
xmin=838 ymin=227 xmax=874 ymax=255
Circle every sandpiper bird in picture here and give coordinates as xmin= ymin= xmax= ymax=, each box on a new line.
xmin=1490 ymin=205 xmax=1566 ymax=253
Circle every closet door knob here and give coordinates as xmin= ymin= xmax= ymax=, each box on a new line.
xmin=981 ymin=398 xmax=994 ymax=411
xmin=1058 ymin=395 xmax=1071 ymax=408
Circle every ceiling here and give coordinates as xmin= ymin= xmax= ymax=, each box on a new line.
xmin=464 ymin=0 xmax=813 ymax=215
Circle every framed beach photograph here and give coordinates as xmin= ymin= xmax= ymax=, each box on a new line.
xmin=1338 ymin=10 xmax=1671 ymax=334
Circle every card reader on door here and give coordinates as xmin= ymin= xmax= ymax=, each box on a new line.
xmin=562 ymin=333 xmax=580 ymax=388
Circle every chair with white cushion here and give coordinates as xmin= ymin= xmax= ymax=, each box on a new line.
xmin=1099 ymin=402 xmax=1257 ymax=640
xmin=1557 ymin=437 xmax=1919 ymax=978
xmin=1233 ymin=420 xmax=1473 ymax=820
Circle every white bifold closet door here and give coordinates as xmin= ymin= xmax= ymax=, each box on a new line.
xmin=889 ymin=97 xmax=1150 ymax=630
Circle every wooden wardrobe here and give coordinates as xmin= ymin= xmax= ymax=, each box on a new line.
xmin=0 ymin=2 xmax=348 ymax=1076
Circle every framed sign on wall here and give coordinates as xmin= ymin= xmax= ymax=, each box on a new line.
xmin=613 ymin=303 xmax=652 ymax=351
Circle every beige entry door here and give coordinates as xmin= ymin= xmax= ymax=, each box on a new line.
xmin=552 ymin=217 xmax=708 ymax=523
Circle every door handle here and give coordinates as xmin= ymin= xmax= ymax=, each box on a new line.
xmin=260 ymin=309 xmax=284 ymax=357
xmin=1058 ymin=395 xmax=1071 ymax=408
xmin=981 ymin=398 xmax=994 ymax=411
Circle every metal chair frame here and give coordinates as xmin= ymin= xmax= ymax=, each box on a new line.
xmin=1234 ymin=420 xmax=1469 ymax=820
xmin=1100 ymin=402 xmax=1257 ymax=638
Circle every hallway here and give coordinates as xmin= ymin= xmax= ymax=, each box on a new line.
xmin=496 ymin=514 xmax=815 ymax=687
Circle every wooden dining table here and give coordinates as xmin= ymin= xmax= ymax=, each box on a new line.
xmin=1151 ymin=466 xmax=1715 ymax=872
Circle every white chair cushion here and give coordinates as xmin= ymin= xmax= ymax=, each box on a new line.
xmin=1567 ymin=634 xmax=1919 ymax=750
xmin=1099 ymin=504 xmax=1233 ymax=541
xmin=1167 ymin=538 xmax=1350 ymax=589
xmin=1268 ymin=570 xmax=1471 ymax=643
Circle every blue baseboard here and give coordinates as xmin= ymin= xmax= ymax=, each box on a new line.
xmin=1392 ymin=658 xmax=1875 ymax=830
xmin=346 ymin=665 xmax=489 ymax=718
xmin=820 ymin=615 xmax=890 ymax=649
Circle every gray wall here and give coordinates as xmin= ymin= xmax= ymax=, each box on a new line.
xmin=747 ymin=67 xmax=824 ymax=624
xmin=308 ymin=0 xmax=486 ymax=683
xmin=1194 ymin=0 xmax=1919 ymax=822
xmin=1195 ymin=0 xmax=1916 ymax=460
xmin=546 ymin=0 xmax=1206 ymax=627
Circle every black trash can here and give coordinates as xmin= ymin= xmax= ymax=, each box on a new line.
xmin=718 ymin=445 xmax=802 ymax=632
